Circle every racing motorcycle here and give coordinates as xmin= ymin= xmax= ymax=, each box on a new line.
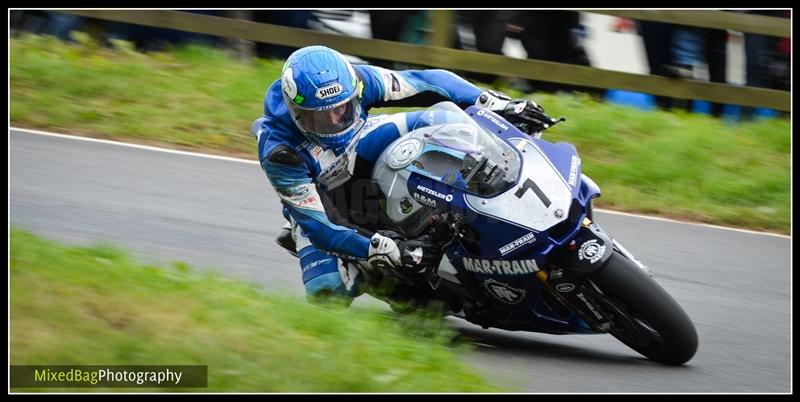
xmin=276 ymin=101 xmax=699 ymax=366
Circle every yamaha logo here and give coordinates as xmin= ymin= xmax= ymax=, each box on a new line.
xmin=554 ymin=208 xmax=565 ymax=219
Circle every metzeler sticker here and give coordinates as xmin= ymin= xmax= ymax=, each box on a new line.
xmin=498 ymin=232 xmax=536 ymax=256
xmin=462 ymin=258 xmax=539 ymax=275
xmin=578 ymin=239 xmax=606 ymax=264
xmin=483 ymin=279 xmax=526 ymax=305
xmin=475 ymin=109 xmax=509 ymax=131
xmin=415 ymin=185 xmax=453 ymax=202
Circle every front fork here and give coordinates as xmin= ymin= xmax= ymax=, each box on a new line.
xmin=534 ymin=217 xmax=651 ymax=332
xmin=611 ymin=238 xmax=652 ymax=277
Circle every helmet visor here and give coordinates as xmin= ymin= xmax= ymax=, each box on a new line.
xmin=289 ymin=94 xmax=361 ymax=136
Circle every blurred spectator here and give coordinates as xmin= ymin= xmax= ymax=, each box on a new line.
xmin=10 ymin=10 xmax=28 ymax=36
xmin=366 ymin=10 xmax=462 ymax=69
xmin=611 ymin=17 xmax=636 ymax=33
xmin=366 ymin=10 xmax=421 ymax=68
xmin=11 ymin=11 xmax=86 ymax=41
xmin=10 ymin=10 xmax=224 ymax=51
xmin=510 ymin=11 xmax=597 ymax=95
xmin=41 ymin=12 xmax=85 ymax=42
xmin=110 ymin=11 xmax=224 ymax=52
xmin=251 ymin=11 xmax=314 ymax=59
xmin=638 ymin=20 xmax=727 ymax=116
xmin=459 ymin=10 xmax=518 ymax=84
xmin=638 ymin=20 xmax=675 ymax=77
xmin=741 ymin=10 xmax=790 ymax=119
xmin=451 ymin=11 xmax=599 ymax=94
xmin=638 ymin=21 xmax=682 ymax=110
xmin=671 ymin=27 xmax=728 ymax=116
xmin=369 ymin=10 xmax=422 ymax=44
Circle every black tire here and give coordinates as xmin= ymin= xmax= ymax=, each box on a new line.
xmin=589 ymin=250 xmax=698 ymax=365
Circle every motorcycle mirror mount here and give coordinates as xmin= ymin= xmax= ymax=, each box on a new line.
xmin=533 ymin=116 xmax=567 ymax=139
xmin=546 ymin=116 xmax=567 ymax=130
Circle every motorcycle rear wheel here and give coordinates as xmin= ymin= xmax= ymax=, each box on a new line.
xmin=589 ymin=251 xmax=698 ymax=365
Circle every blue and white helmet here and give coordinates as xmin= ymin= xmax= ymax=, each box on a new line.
xmin=281 ymin=46 xmax=364 ymax=150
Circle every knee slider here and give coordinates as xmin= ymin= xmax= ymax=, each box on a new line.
xmin=299 ymin=246 xmax=345 ymax=298
xmin=304 ymin=271 xmax=346 ymax=299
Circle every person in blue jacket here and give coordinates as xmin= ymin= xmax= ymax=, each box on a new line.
xmin=254 ymin=45 xmax=552 ymax=304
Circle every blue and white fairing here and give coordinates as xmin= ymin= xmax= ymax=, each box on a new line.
xmin=372 ymin=102 xmax=601 ymax=333
xmin=374 ymin=102 xmax=599 ymax=257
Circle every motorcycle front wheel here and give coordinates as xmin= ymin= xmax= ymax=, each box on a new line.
xmin=588 ymin=250 xmax=698 ymax=365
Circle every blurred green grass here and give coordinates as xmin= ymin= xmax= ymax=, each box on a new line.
xmin=9 ymin=34 xmax=790 ymax=234
xmin=10 ymin=228 xmax=504 ymax=392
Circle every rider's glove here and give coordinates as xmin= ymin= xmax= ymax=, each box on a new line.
xmin=475 ymin=89 xmax=513 ymax=111
xmin=368 ymin=232 xmax=443 ymax=274
xmin=501 ymin=99 xmax=555 ymax=134
xmin=398 ymin=234 xmax=444 ymax=273
xmin=475 ymin=90 xmax=555 ymax=134
xmin=368 ymin=232 xmax=402 ymax=270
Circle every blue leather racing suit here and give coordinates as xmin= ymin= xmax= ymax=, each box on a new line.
xmin=255 ymin=65 xmax=484 ymax=298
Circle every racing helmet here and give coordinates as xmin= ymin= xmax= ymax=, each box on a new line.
xmin=280 ymin=46 xmax=365 ymax=150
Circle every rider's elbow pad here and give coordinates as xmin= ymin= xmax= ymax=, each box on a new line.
xmin=267 ymin=144 xmax=303 ymax=167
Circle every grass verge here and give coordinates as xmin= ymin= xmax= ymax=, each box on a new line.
xmin=10 ymin=34 xmax=790 ymax=234
xmin=9 ymin=228 xmax=503 ymax=392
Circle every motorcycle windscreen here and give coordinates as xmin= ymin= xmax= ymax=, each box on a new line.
xmin=465 ymin=139 xmax=573 ymax=232
xmin=411 ymin=102 xmax=521 ymax=197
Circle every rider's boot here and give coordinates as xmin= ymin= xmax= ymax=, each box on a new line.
xmin=276 ymin=222 xmax=298 ymax=257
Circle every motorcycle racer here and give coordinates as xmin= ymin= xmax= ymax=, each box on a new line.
xmin=253 ymin=45 xmax=552 ymax=303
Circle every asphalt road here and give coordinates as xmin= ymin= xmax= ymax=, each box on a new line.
xmin=9 ymin=129 xmax=791 ymax=393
